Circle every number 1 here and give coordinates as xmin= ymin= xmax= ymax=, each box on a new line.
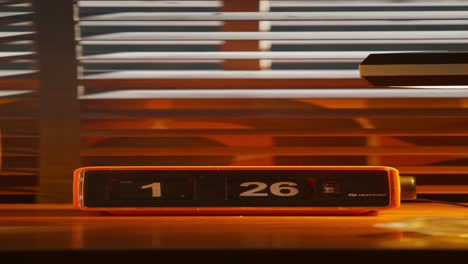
xmin=141 ymin=182 xmax=161 ymax=197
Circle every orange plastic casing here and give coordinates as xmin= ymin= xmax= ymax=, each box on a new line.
xmin=73 ymin=166 xmax=400 ymax=216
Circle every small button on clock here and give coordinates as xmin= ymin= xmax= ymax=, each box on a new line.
xmin=323 ymin=181 xmax=340 ymax=195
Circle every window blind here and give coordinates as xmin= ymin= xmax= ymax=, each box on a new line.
xmin=0 ymin=0 xmax=37 ymax=202
xmin=74 ymin=0 xmax=468 ymax=200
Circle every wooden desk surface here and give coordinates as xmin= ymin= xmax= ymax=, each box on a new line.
xmin=0 ymin=202 xmax=466 ymax=252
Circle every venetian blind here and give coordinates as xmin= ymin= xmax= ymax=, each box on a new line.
xmin=0 ymin=0 xmax=37 ymax=202
xmin=76 ymin=0 xmax=468 ymax=201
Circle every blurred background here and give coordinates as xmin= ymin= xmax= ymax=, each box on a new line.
xmin=0 ymin=0 xmax=467 ymax=203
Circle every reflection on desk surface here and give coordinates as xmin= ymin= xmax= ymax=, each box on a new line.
xmin=0 ymin=202 xmax=466 ymax=251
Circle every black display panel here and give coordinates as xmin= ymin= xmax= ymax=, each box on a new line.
xmin=82 ymin=170 xmax=390 ymax=208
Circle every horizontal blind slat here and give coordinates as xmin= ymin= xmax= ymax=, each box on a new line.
xmin=0 ymin=70 xmax=36 ymax=78
xmin=81 ymin=51 xmax=389 ymax=60
xmin=80 ymin=146 xmax=468 ymax=156
xmin=77 ymin=0 xmax=468 ymax=8
xmin=80 ymin=108 xmax=468 ymax=118
xmin=83 ymin=70 xmax=360 ymax=79
xmin=82 ymin=31 xmax=468 ymax=41
xmin=80 ymin=128 xmax=468 ymax=137
xmin=79 ymin=89 xmax=468 ymax=99
xmin=81 ymin=11 xmax=468 ymax=21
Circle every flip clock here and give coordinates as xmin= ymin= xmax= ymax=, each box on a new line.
xmin=73 ymin=166 xmax=416 ymax=215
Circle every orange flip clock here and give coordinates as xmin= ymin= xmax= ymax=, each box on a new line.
xmin=73 ymin=166 xmax=414 ymax=216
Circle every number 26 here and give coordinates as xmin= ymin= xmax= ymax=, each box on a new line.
xmin=239 ymin=182 xmax=299 ymax=197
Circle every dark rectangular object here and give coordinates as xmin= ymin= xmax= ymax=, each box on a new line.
xmin=74 ymin=166 xmax=400 ymax=215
